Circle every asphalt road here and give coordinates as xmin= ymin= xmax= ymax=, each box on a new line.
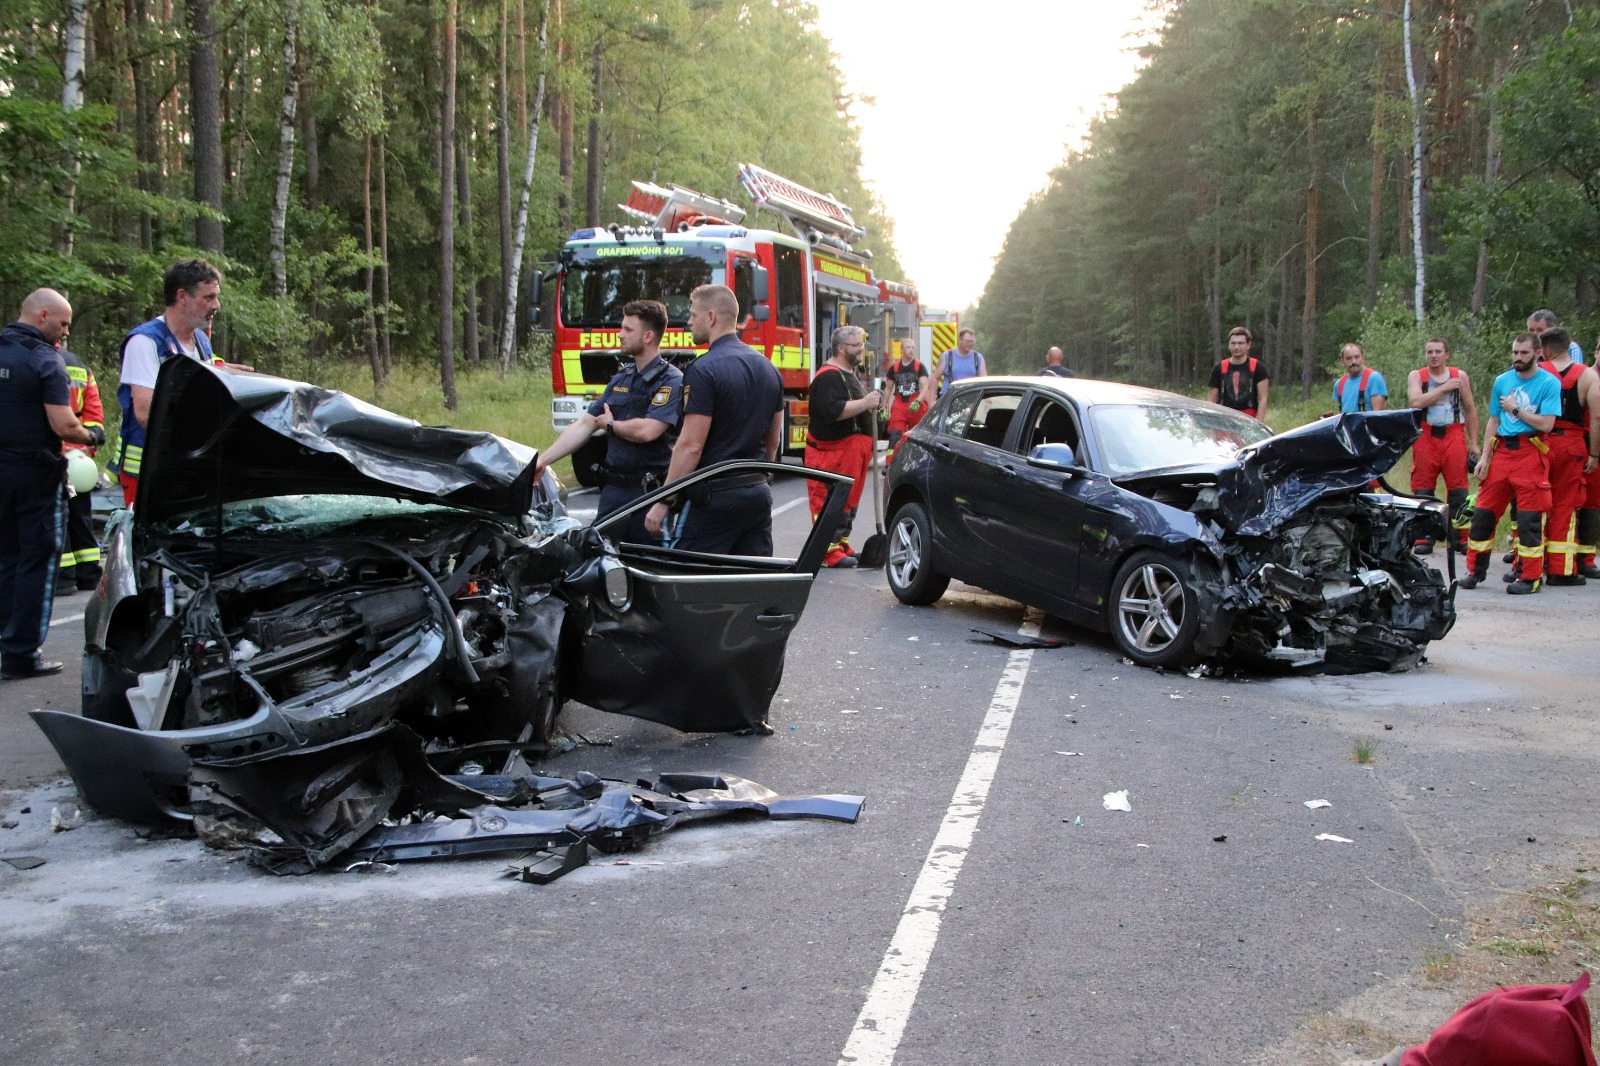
xmin=2 ymin=483 xmax=1597 ymax=1065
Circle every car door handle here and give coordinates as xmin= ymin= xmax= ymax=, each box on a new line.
xmin=998 ymin=465 xmax=1018 ymax=477
xmin=930 ymin=441 xmax=953 ymax=455
xmin=757 ymin=612 xmax=796 ymax=624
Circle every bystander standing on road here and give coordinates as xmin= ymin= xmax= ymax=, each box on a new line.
xmin=535 ymin=300 xmax=682 ymax=544
xmin=1039 ymin=346 xmax=1075 ymax=378
xmin=1535 ymin=326 xmax=1600 ymax=584
xmin=933 ymin=328 xmax=986 ymax=396
xmin=1459 ymin=332 xmax=1559 ymax=594
xmin=804 ymin=325 xmax=886 ymax=569
xmin=56 ymin=344 xmax=104 ymax=595
xmin=0 ymin=289 xmax=103 ymax=680
xmin=1529 ymin=309 xmax=1585 ymax=366
xmin=1331 ymin=343 xmax=1386 ymax=412
xmin=1208 ymin=326 xmax=1269 ymax=420
xmin=644 ymin=284 xmax=783 ymax=555
xmin=112 ymin=259 xmax=251 ymax=507
xmin=1406 ymin=338 xmax=1479 ymax=554
xmin=884 ymin=337 xmax=929 ymax=464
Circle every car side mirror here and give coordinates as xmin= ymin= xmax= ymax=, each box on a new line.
xmin=1027 ymin=442 xmax=1084 ymax=474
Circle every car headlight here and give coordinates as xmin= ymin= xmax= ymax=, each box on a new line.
xmin=552 ymin=398 xmax=580 ymax=414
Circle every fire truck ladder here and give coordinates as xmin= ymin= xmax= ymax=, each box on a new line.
xmin=736 ymin=163 xmax=867 ymax=248
xmin=618 ymin=181 xmax=746 ymax=232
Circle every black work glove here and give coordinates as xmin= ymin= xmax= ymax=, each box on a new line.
xmin=85 ymin=425 xmax=106 ymax=448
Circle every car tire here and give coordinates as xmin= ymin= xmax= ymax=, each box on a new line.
xmin=81 ymin=649 xmax=138 ymax=728
xmin=886 ymin=501 xmax=950 ymax=605
xmin=1108 ymin=550 xmax=1207 ymax=668
xmin=571 ymin=435 xmax=606 ymax=489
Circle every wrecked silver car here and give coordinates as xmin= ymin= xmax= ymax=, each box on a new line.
xmin=34 ymin=358 xmax=853 ymax=860
xmin=884 ymin=377 xmax=1455 ymax=672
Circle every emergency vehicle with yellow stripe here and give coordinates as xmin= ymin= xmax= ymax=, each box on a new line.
xmin=545 ymin=165 xmax=933 ymax=485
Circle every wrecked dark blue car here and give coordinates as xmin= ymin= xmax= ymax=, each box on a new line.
xmin=884 ymin=377 xmax=1455 ymax=672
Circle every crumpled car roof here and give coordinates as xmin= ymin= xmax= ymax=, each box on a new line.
xmin=136 ymin=357 xmax=539 ymax=526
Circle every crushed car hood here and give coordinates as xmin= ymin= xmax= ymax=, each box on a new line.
xmin=1207 ymin=411 xmax=1423 ymax=535
xmin=136 ymin=357 xmax=538 ymax=527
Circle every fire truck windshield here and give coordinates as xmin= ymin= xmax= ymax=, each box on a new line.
xmin=559 ymin=250 xmax=724 ymax=327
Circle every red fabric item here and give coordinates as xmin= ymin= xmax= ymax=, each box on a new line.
xmin=1543 ymin=431 xmax=1588 ymax=575
xmin=1412 ymin=422 xmax=1470 ymax=493
xmin=887 ymin=395 xmax=927 ymax=436
xmin=1402 ymin=972 xmax=1596 ymax=1066
xmin=119 ymin=472 xmax=138 ymax=507
xmin=804 ymin=432 xmax=871 ymax=520
xmin=1467 ymin=439 xmax=1552 ymax=580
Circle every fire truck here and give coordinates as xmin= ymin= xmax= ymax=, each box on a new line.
xmin=544 ymin=164 xmax=921 ymax=486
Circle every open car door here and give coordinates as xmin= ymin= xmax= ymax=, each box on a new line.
xmin=566 ymin=461 xmax=852 ymax=732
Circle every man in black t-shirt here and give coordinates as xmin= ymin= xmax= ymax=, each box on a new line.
xmin=884 ymin=337 xmax=930 ymax=461
xmin=1207 ymin=326 xmax=1270 ymax=420
xmin=805 ymin=325 xmax=886 ymax=568
xmin=1038 ymin=347 xmax=1076 ymax=378
xmin=644 ymin=284 xmax=784 ymax=555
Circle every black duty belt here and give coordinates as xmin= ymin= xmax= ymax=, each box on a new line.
xmin=1429 ymin=424 xmax=1456 ymax=438
xmin=684 ymin=471 xmax=770 ymax=504
xmin=1496 ymin=434 xmax=1544 ymax=451
xmin=599 ymin=467 xmax=665 ymax=491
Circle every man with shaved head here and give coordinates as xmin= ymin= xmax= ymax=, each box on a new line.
xmin=0 ymin=288 xmax=103 ymax=679
xmin=644 ymin=283 xmax=784 ymax=555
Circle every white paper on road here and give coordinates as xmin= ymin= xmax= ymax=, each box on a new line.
xmin=1102 ymin=789 xmax=1132 ymax=812
xmin=1315 ymin=833 xmax=1354 ymax=843
xmin=1304 ymin=799 xmax=1333 ymax=809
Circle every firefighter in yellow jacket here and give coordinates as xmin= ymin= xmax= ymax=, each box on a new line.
xmin=57 ymin=346 xmax=104 ymax=594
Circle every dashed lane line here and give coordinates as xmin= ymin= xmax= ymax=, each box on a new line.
xmin=836 ymin=608 xmax=1043 ymax=1066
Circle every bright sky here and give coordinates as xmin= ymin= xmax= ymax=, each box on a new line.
xmin=808 ymin=0 xmax=1157 ymax=312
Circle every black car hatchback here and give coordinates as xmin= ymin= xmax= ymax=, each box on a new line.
xmin=884 ymin=376 xmax=1455 ymax=672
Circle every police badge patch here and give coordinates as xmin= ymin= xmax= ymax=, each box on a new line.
xmin=651 ymin=385 xmax=674 ymax=407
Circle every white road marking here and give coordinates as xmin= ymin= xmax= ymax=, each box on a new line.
xmin=836 ymin=609 xmax=1043 ymax=1066
xmin=773 ymin=497 xmax=804 ymax=517
xmin=49 ymin=612 xmax=84 ymax=629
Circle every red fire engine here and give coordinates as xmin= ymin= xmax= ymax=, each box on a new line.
xmin=544 ymin=164 xmax=921 ymax=485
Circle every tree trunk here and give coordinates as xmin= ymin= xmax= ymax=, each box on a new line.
xmin=269 ymin=8 xmax=298 ymax=299
xmin=440 ymin=0 xmax=459 ymax=410
xmin=555 ymin=0 xmax=573 ymax=233
xmin=188 ymin=0 xmax=224 ymax=253
xmin=1365 ymin=91 xmax=1385 ymax=312
xmin=1208 ymin=188 xmax=1222 ymax=360
xmin=1403 ymin=0 xmax=1427 ymax=323
xmin=1470 ymin=59 xmax=1505 ymax=326
xmin=497 ymin=0 xmax=513 ymax=353
xmin=128 ymin=0 xmax=157 ymax=251
xmin=363 ymin=134 xmax=383 ymax=391
xmin=56 ymin=0 xmax=89 ymax=257
xmin=585 ymin=42 xmax=602 ymax=227
xmin=500 ymin=0 xmax=550 ymax=374
xmin=1301 ymin=188 xmax=1318 ymax=401
xmin=298 ymin=46 xmax=319 ymax=210
xmin=458 ymin=131 xmax=479 ymax=364
xmin=378 ymin=130 xmax=393 ymax=375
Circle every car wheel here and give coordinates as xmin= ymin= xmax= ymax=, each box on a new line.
xmin=81 ymin=649 xmax=137 ymax=728
xmin=1108 ymin=550 xmax=1206 ymax=668
xmin=571 ymin=435 xmax=606 ymax=489
xmin=886 ymin=502 xmax=950 ymax=605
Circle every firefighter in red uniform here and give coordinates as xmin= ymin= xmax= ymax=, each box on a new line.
xmin=1406 ymin=338 xmax=1479 ymax=553
xmin=1459 ymin=332 xmax=1561 ymax=593
xmin=883 ymin=336 xmax=929 ymax=466
xmin=804 ymin=325 xmax=886 ymax=568
xmin=1537 ymin=326 xmax=1600 ymax=584
xmin=57 ymin=346 xmax=104 ymax=594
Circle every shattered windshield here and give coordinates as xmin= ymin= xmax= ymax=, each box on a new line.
xmin=154 ymin=494 xmax=499 ymax=538
xmin=559 ymin=249 xmax=723 ymax=327
xmin=1089 ymin=403 xmax=1273 ymax=478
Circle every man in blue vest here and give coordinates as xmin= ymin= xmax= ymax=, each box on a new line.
xmin=1332 ymin=343 xmax=1387 ymax=413
xmin=112 ymin=259 xmax=251 ymax=506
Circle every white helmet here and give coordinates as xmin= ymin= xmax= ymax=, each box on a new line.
xmin=67 ymin=450 xmax=99 ymax=494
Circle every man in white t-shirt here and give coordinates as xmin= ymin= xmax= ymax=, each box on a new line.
xmin=112 ymin=259 xmax=251 ymax=505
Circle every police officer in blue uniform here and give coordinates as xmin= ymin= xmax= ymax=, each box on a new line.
xmin=0 ymin=289 xmax=103 ymax=680
xmin=536 ymin=299 xmax=683 ymax=544
xmin=644 ymin=284 xmax=784 ymax=555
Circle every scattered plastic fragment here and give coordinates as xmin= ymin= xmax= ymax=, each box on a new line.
xmin=0 ymin=819 xmax=17 ymax=829
xmin=343 ymin=860 xmax=398 ymax=875
xmin=789 ymin=724 xmax=798 ymax=730
xmin=1213 ymin=835 xmax=1227 ymax=843
xmin=1073 ymin=816 xmax=1083 ymax=826
xmin=907 ymin=636 xmax=919 ymax=641
xmin=506 ymin=840 xmax=590 ymax=884
xmin=969 ymin=628 xmax=1071 ymax=649
xmin=49 ymin=804 xmax=81 ymax=832
xmin=1136 ymin=843 xmax=1150 ymax=849
xmin=1304 ymin=799 xmax=1333 ymax=810
xmin=1054 ymin=751 xmax=1084 ymax=756
xmin=1384 ymin=723 xmax=1394 ymax=730
xmin=1 ymin=855 xmax=45 ymax=870
xmin=840 ymin=709 xmax=859 ymax=714
xmin=1315 ymin=833 xmax=1354 ymax=843
xmin=1169 ymin=693 xmax=1184 ymax=700
xmin=1102 ymin=790 xmax=1132 ymax=812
